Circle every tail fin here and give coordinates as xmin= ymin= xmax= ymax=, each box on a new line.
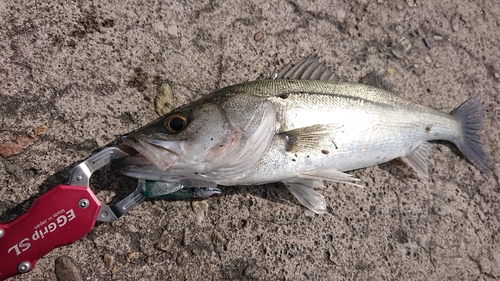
xmin=451 ymin=96 xmax=492 ymax=175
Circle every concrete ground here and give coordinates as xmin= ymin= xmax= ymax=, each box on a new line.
xmin=1 ymin=0 xmax=499 ymax=280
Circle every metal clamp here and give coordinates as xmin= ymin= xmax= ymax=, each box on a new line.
xmin=69 ymin=147 xmax=146 ymax=223
xmin=69 ymin=147 xmax=129 ymax=186
xmin=97 ymin=185 xmax=145 ymax=223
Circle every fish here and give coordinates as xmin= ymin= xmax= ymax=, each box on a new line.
xmin=113 ymin=55 xmax=492 ymax=214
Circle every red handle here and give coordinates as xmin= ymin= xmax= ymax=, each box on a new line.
xmin=0 ymin=185 xmax=101 ymax=280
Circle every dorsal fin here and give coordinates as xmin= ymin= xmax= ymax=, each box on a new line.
xmin=360 ymin=71 xmax=394 ymax=92
xmin=274 ymin=55 xmax=339 ymax=81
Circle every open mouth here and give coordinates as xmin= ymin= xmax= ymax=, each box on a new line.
xmin=113 ymin=135 xmax=182 ymax=171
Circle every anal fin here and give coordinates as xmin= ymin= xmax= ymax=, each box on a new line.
xmin=401 ymin=142 xmax=430 ymax=178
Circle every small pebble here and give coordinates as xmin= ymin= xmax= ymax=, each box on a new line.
xmin=55 ymin=256 xmax=84 ymax=281
xmin=377 ymin=0 xmax=384 ymax=3
xmin=396 ymin=4 xmax=403 ymax=10
xmin=35 ymin=125 xmax=48 ymax=135
xmin=127 ymin=252 xmax=141 ymax=264
xmin=434 ymin=63 xmax=441 ymax=69
xmin=348 ymin=27 xmax=355 ymax=37
xmin=156 ymin=231 xmax=175 ymax=252
xmin=451 ymin=14 xmax=460 ymax=32
xmin=433 ymin=35 xmax=443 ymax=41
xmin=368 ymin=16 xmax=378 ymax=26
xmin=211 ymin=201 xmax=220 ymax=210
xmin=151 ymin=46 xmax=160 ymax=54
xmin=405 ymin=0 xmax=417 ymax=7
xmin=128 ymin=224 xmax=139 ymax=233
xmin=253 ymin=31 xmax=263 ymax=41
xmin=96 ymin=190 xmax=115 ymax=205
xmin=176 ymin=251 xmax=188 ymax=266
xmin=211 ymin=230 xmax=225 ymax=254
xmin=414 ymin=64 xmax=420 ymax=69
xmin=155 ymin=83 xmax=174 ymax=116
xmin=103 ymin=254 xmax=115 ymax=269
xmin=424 ymin=56 xmax=432 ymax=63
xmin=166 ymin=25 xmax=178 ymax=36
xmin=391 ymin=49 xmax=403 ymax=59
xmin=494 ymin=73 xmax=500 ymax=79
xmin=182 ymin=227 xmax=190 ymax=246
xmin=336 ymin=9 xmax=346 ymax=21
xmin=395 ymin=25 xmax=404 ymax=35
xmin=399 ymin=37 xmax=412 ymax=51
xmin=191 ymin=248 xmax=201 ymax=256
xmin=423 ymin=38 xmax=431 ymax=48
xmin=387 ymin=68 xmax=396 ymax=75
xmin=192 ymin=200 xmax=209 ymax=225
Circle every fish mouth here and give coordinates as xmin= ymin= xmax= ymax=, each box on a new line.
xmin=113 ymin=135 xmax=183 ymax=171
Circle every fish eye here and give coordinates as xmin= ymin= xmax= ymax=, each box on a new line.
xmin=164 ymin=112 xmax=189 ymax=134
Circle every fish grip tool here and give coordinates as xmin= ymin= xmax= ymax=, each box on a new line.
xmin=0 ymin=147 xmax=145 ymax=280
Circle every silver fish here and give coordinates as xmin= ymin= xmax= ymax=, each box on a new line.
xmin=114 ymin=56 xmax=492 ymax=213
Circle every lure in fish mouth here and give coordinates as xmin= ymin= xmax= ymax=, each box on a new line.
xmin=114 ymin=55 xmax=493 ymax=214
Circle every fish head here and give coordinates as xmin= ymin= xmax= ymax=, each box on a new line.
xmin=116 ymin=101 xmax=238 ymax=174
xmin=114 ymin=95 xmax=276 ymax=182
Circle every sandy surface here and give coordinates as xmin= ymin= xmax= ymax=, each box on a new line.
xmin=1 ymin=0 xmax=499 ymax=280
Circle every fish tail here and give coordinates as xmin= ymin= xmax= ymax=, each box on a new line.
xmin=451 ymin=96 xmax=492 ymax=175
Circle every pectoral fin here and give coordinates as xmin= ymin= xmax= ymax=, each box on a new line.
xmin=280 ymin=124 xmax=340 ymax=152
xmin=401 ymin=142 xmax=430 ymax=178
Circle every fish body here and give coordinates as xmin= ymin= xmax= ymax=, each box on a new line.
xmin=115 ymin=56 xmax=492 ymax=213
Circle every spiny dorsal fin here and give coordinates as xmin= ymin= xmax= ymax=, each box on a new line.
xmin=274 ymin=55 xmax=339 ymax=81
xmin=360 ymin=71 xmax=394 ymax=92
